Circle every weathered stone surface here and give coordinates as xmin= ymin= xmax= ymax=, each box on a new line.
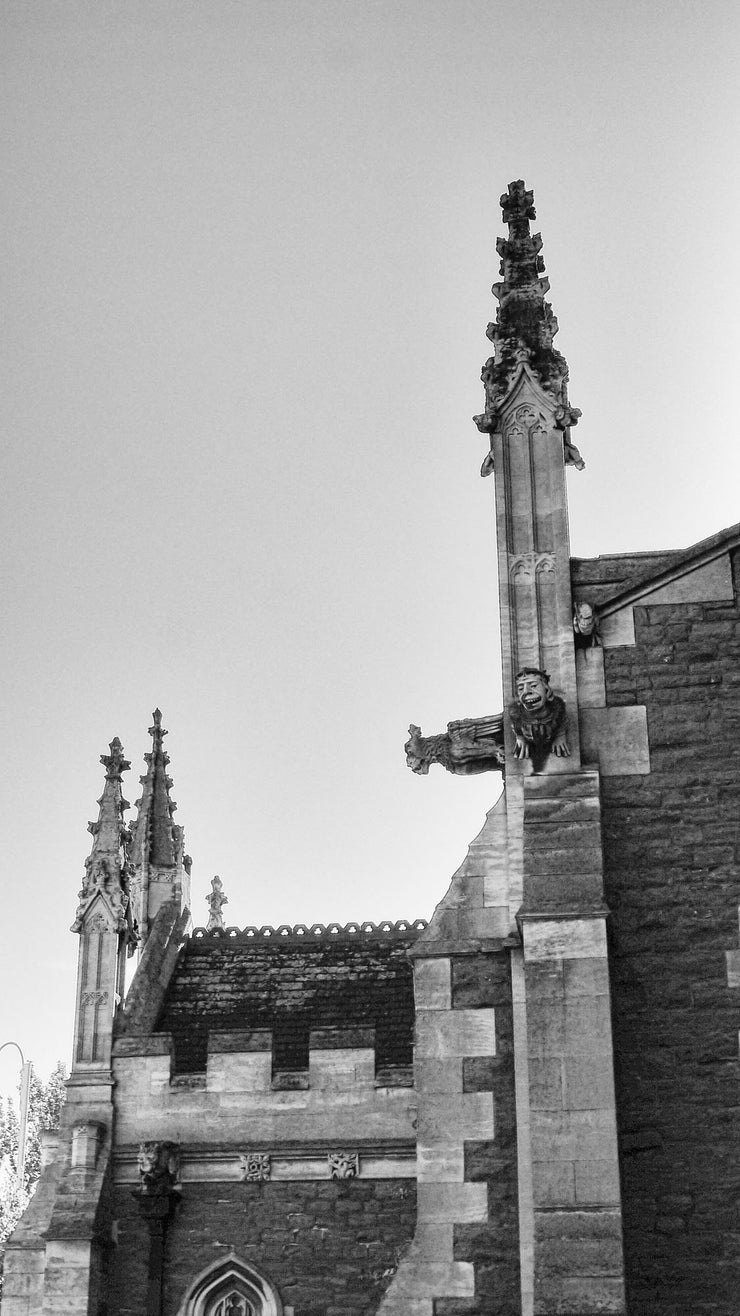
xmin=597 ymin=578 xmax=740 ymax=1315
xmin=106 ymin=1179 xmax=417 ymax=1316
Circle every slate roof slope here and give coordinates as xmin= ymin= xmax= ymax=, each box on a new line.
xmin=571 ymin=522 xmax=740 ymax=609
xmin=154 ymin=923 xmax=423 ymax=1075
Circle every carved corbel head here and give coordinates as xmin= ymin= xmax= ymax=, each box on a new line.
xmin=573 ymin=600 xmax=601 ymax=649
xmin=514 ymin=668 xmax=553 ymax=713
xmin=137 ymin=1141 xmax=181 ymax=1196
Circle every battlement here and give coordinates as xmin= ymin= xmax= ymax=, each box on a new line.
xmin=112 ymin=1022 xmax=417 ymax=1147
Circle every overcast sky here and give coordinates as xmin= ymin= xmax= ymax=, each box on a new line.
xmin=1 ymin=0 xmax=739 ymax=1091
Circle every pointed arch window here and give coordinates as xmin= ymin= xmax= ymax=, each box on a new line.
xmin=176 ymin=1255 xmax=283 ymax=1316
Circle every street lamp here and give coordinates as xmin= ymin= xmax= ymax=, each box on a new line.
xmin=0 ymin=1041 xmax=32 ymax=1188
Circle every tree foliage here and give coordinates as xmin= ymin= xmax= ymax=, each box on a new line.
xmin=0 ymin=1062 xmax=67 ymax=1297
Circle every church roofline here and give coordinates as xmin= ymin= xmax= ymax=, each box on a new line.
xmin=572 ymin=520 xmax=740 ymax=614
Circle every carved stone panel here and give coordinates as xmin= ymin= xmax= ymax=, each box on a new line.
xmin=328 ymin=1151 xmax=359 ymax=1179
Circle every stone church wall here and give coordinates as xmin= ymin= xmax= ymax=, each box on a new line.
xmin=602 ymin=569 xmax=740 ymax=1314
xmin=105 ymin=1179 xmax=416 ymax=1316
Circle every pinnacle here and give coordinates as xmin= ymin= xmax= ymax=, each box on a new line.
xmin=131 ymin=708 xmax=177 ymax=869
xmin=474 ymin=179 xmax=577 ymax=437
xmin=85 ymin=737 xmax=130 ymax=860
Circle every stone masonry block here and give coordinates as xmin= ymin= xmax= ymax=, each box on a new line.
xmin=580 ymin=705 xmax=650 ymax=776
xmin=415 ymin=958 xmax=452 ymax=1010
xmin=523 ymin=918 xmax=607 ymax=963
xmin=112 ymin=1034 xmax=174 ymax=1058
xmin=527 ymin=1002 xmax=566 ymax=1057
xmin=574 ymin=1156 xmax=621 ymax=1205
xmin=563 ymin=1054 xmax=616 ymax=1110
xmin=526 ymin=961 xmax=565 ymax=999
xmin=726 ymin=947 xmax=740 ymax=988
xmin=416 ymin=1138 xmax=465 ymax=1182
xmin=417 ymin=1182 xmax=488 ymax=1224
xmin=529 ymin=1058 xmax=564 ymax=1110
xmin=415 ymin=1058 xmax=464 ymax=1094
xmin=532 ymin=1159 xmax=576 ymax=1206
xmin=418 ymin=1094 xmax=495 ymax=1146
xmin=535 ymin=1209 xmax=623 ymax=1240
xmin=531 ymin=1109 xmax=618 ymax=1162
xmin=524 ymin=871 xmax=607 ymax=910
xmin=524 ymin=821 xmax=602 ymax=851
xmin=415 ymin=1009 xmax=496 ymax=1058
xmin=524 ymin=846 xmax=604 ymax=878
xmin=537 ymin=1236 xmax=625 ymax=1278
xmin=206 ymin=1050 xmax=272 ymax=1093
xmin=534 ymin=1274 xmax=626 ymax=1314
xmin=576 ymin=645 xmax=607 ymax=708
xmin=562 ymin=957 xmax=610 ymax=997
xmin=525 ymin=794 xmax=601 ymax=824
xmin=308 ymin=1026 xmax=375 ymax=1049
xmin=308 ymin=1047 xmax=375 ymax=1090
xmin=562 ymin=996 xmax=614 ymax=1056
xmin=525 ymin=773 xmax=600 ymax=800
xmin=207 ymin=1029 xmax=272 ymax=1053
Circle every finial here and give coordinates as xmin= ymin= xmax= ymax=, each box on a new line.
xmin=100 ymin=737 xmax=130 ymax=782
xmin=205 ymin=875 xmax=228 ymax=931
xmin=473 ymin=180 xmax=581 ymax=457
xmin=499 ymin=179 xmax=536 ymax=228
xmin=149 ymin=708 xmax=167 ymax=744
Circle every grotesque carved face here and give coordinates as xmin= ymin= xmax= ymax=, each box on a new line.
xmin=137 ymin=1143 xmax=159 ymax=1177
xmin=574 ymin=602 xmax=595 ymax=635
xmin=515 ymin=670 xmax=551 ymax=712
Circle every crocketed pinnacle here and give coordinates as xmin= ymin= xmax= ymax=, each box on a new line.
xmin=86 ymin=737 xmax=131 ymax=860
xmin=131 ymin=709 xmax=177 ymax=868
xmin=475 ymin=180 xmax=579 ymax=432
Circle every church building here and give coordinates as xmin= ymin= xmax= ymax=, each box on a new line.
xmin=6 ymin=181 xmax=740 ymax=1316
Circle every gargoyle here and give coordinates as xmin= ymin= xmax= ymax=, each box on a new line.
xmin=405 ymin=714 xmax=505 ymax=776
xmin=509 ymin=668 xmax=569 ymax=772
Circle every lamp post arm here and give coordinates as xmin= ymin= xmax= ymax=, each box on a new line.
xmin=0 ymin=1041 xmax=32 ymax=1189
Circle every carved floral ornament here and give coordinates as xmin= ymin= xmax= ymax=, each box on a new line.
xmin=239 ymin=1152 xmax=271 ymax=1183
xmin=328 ymin=1151 xmax=360 ymax=1179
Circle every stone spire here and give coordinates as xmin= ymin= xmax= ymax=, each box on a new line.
xmin=131 ymin=709 xmax=177 ymax=869
xmin=474 ymin=180 xmax=582 ymax=468
xmin=71 ymin=738 xmax=131 ymax=936
xmin=70 ymin=738 xmax=134 ymax=1071
xmin=129 ymin=710 xmax=191 ymax=946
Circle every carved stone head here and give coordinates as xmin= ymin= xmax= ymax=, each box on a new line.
xmin=514 ymin=668 xmax=553 ymax=713
xmin=574 ymin=601 xmax=595 ymax=635
xmin=137 ymin=1140 xmax=180 ymax=1195
xmin=573 ymin=600 xmax=601 ymax=650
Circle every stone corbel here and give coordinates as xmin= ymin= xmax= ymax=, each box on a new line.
xmin=134 ymin=1141 xmax=182 ymax=1316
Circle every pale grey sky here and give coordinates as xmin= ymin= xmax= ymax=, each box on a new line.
xmin=1 ymin=0 xmax=739 ymax=1088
